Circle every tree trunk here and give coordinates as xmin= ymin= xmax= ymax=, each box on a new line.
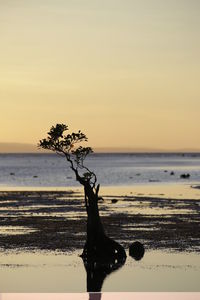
xmin=81 ymin=183 xmax=126 ymax=292
xmin=81 ymin=183 xmax=126 ymax=260
xmin=85 ymin=184 xmax=104 ymax=246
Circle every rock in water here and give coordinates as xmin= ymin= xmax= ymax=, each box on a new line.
xmin=129 ymin=241 xmax=145 ymax=261
xmin=180 ymin=173 xmax=190 ymax=179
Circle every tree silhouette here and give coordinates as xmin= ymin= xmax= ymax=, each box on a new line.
xmin=39 ymin=124 xmax=126 ymax=290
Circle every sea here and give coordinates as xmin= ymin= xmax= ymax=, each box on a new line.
xmin=0 ymin=152 xmax=200 ymax=188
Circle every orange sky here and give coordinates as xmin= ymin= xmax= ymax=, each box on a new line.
xmin=0 ymin=1 xmax=200 ymax=151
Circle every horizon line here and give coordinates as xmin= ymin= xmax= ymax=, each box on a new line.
xmin=0 ymin=142 xmax=200 ymax=153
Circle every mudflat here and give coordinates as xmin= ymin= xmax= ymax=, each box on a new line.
xmin=0 ymin=190 xmax=199 ymax=253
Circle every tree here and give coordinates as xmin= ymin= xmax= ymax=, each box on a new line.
xmin=39 ymin=124 xmax=126 ymax=264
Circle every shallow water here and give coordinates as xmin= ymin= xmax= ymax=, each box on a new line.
xmin=1 ymin=153 xmax=200 ymax=188
xmin=0 ymin=250 xmax=199 ymax=292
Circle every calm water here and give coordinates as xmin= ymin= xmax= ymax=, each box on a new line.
xmin=0 ymin=250 xmax=199 ymax=292
xmin=0 ymin=153 xmax=200 ymax=188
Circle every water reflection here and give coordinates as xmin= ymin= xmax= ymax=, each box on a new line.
xmin=82 ymin=241 xmax=145 ymax=295
xmin=82 ymin=254 xmax=126 ymax=293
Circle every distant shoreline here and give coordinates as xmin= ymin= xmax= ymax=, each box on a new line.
xmin=1 ymin=151 xmax=200 ymax=155
xmin=0 ymin=143 xmax=200 ymax=154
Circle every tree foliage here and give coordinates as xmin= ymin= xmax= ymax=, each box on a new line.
xmin=38 ymin=124 xmax=97 ymax=188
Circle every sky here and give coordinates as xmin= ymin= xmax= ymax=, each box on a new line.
xmin=0 ymin=0 xmax=200 ymax=152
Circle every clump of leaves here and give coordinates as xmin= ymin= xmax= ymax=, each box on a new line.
xmin=38 ymin=124 xmax=97 ymax=187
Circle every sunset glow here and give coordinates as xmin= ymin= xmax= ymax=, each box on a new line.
xmin=1 ymin=1 xmax=200 ymax=151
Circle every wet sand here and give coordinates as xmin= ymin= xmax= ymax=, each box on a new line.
xmin=0 ymin=189 xmax=199 ymax=252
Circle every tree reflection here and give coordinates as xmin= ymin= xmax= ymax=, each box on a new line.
xmin=82 ymin=252 xmax=126 ymax=293
xmin=83 ymin=241 xmax=145 ymax=296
